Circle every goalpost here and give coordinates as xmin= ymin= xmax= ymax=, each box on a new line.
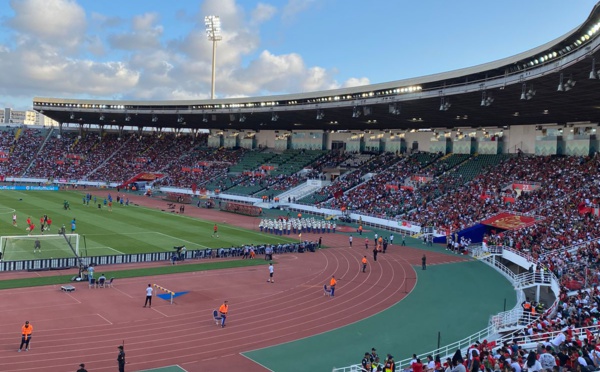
xmin=0 ymin=234 xmax=80 ymax=261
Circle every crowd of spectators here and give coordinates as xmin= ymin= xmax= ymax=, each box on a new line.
xmin=0 ymin=128 xmax=48 ymax=177
xmin=300 ymin=152 xmax=399 ymax=205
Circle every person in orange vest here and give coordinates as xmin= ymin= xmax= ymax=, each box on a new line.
xmin=218 ymin=301 xmax=229 ymax=327
xmin=361 ymin=256 xmax=368 ymax=273
xmin=329 ymin=275 xmax=337 ymax=297
xmin=358 ymin=225 xmax=363 ymax=235
xmin=18 ymin=320 xmax=33 ymax=352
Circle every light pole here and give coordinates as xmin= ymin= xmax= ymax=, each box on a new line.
xmin=205 ymin=15 xmax=222 ymax=100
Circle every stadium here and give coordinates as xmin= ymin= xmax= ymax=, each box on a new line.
xmin=1 ymin=2 xmax=600 ymax=372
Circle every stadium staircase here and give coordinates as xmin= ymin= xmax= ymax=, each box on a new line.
xmin=21 ymin=128 xmax=56 ymax=177
xmin=86 ymin=135 xmax=134 ymax=179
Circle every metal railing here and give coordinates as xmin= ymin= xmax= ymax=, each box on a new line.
xmin=332 ymin=244 xmax=562 ymax=372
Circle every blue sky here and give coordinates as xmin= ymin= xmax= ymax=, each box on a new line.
xmin=0 ymin=0 xmax=597 ymax=110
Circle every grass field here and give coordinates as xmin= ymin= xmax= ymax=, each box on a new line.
xmin=0 ymin=190 xmax=295 ymax=260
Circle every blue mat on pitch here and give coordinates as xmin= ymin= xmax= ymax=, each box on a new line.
xmin=157 ymin=291 xmax=189 ymax=300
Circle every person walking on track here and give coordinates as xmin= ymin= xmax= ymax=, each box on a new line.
xmin=117 ymin=345 xmax=126 ymax=372
xmin=349 ymin=235 xmax=353 ymax=248
xmin=422 ymin=254 xmax=427 ymax=270
xmin=362 ymin=256 xmax=368 ymax=273
xmin=143 ymin=284 xmax=153 ymax=308
xmin=219 ymin=300 xmax=229 ymax=327
xmin=329 ymin=275 xmax=337 ymax=297
xmin=267 ymin=262 xmax=274 ymax=283
xmin=18 ymin=321 xmax=33 ymax=352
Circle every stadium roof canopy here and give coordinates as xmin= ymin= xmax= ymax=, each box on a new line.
xmin=35 ymin=2 xmax=600 ymax=132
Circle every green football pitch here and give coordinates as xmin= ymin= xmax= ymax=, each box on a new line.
xmin=0 ymin=190 xmax=295 ymax=261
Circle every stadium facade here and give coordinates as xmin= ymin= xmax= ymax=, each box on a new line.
xmin=32 ymin=2 xmax=600 ymax=157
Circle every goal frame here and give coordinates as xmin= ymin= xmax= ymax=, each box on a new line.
xmin=0 ymin=234 xmax=80 ymax=257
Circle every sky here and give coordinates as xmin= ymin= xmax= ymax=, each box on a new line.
xmin=0 ymin=0 xmax=598 ymax=110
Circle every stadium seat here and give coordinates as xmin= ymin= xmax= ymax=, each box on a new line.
xmin=106 ymin=278 xmax=114 ymax=288
xmin=212 ymin=309 xmax=222 ymax=325
xmin=97 ymin=278 xmax=106 ymax=288
xmin=323 ymin=284 xmax=332 ymax=297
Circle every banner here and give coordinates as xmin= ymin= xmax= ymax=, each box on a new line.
xmin=512 ymin=183 xmax=540 ymax=192
xmin=66 ymin=154 xmax=81 ymax=160
xmin=0 ymin=186 xmax=59 ymax=191
xmin=181 ymin=167 xmax=191 ymax=172
xmin=385 ymin=184 xmax=399 ymax=191
xmin=400 ymin=185 xmax=414 ymax=191
xmin=480 ymin=212 xmax=537 ymax=230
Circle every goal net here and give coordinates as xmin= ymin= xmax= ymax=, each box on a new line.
xmin=0 ymin=234 xmax=80 ymax=261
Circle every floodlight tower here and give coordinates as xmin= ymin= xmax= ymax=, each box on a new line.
xmin=205 ymin=15 xmax=222 ymax=100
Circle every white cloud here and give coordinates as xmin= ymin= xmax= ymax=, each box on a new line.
xmin=108 ymin=13 xmax=163 ymax=51
xmin=281 ymin=0 xmax=316 ymax=20
xmin=251 ymin=3 xmax=277 ymax=25
xmin=342 ymin=77 xmax=370 ymax=88
xmin=8 ymin=0 xmax=86 ymax=51
xmin=0 ymin=0 xmax=368 ymax=107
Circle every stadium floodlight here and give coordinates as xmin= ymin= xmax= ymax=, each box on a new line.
xmin=557 ymin=73 xmax=564 ymax=92
xmin=590 ymin=58 xmax=598 ymax=79
xmin=205 ymin=15 xmax=222 ymax=100
xmin=439 ymin=97 xmax=451 ymax=111
xmin=564 ymin=76 xmax=576 ymax=91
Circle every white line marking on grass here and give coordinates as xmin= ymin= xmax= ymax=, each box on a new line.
xmin=105 ymin=246 xmax=125 ymax=254
xmin=155 ymin=232 xmax=209 ymax=249
xmin=176 ymin=364 xmax=191 ymax=372
xmin=96 ymin=313 xmax=113 ymax=325
xmin=146 ymin=208 xmax=294 ymax=243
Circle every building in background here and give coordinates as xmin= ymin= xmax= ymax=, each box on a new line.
xmin=0 ymin=108 xmax=58 ymax=126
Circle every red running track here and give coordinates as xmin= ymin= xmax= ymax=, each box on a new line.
xmin=0 ymin=193 xmax=466 ymax=371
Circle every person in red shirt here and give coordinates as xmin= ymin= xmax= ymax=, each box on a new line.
xmin=212 ymin=224 xmax=219 ymax=238
xmin=412 ymin=358 xmax=424 ymax=372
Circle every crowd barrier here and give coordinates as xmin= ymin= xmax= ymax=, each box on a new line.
xmin=0 ymin=242 xmax=318 ymax=272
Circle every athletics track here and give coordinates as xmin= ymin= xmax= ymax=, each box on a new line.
xmin=0 ymin=193 xmax=512 ymax=372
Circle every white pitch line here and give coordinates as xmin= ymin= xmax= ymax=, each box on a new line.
xmin=151 ymin=307 xmax=170 ymax=317
xmin=112 ymin=286 xmax=134 ymax=299
xmin=155 ymin=232 xmax=209 ymax=249
xmin=96 ymin=313 xmax=113 ymax=325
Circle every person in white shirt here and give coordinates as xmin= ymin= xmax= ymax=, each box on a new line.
xmin=550 ymin=331 xmax=566 ymax=349
xmin=538 ymin=346 xmax=557 ymax=370
xmin=143 ymin=284 xmax=153 ymax=308
xmin=524 ymin=351 xmax=542 ymax=372
xmin=426 ymin=355 xmax=435 ymax=372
